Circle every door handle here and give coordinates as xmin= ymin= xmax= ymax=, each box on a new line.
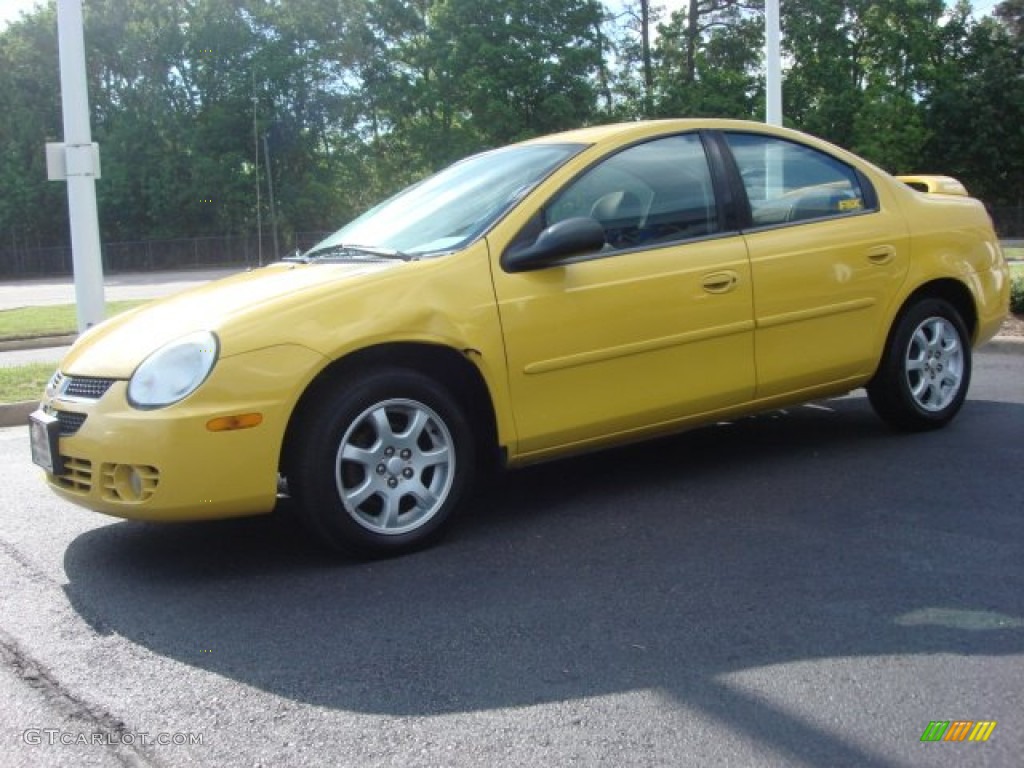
xmin=867 ymin=245 xmax=896 ymax=265
xmin=702 ymin=271 xmax=739 ymax=294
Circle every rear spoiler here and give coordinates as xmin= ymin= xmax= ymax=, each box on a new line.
xmin=896 ymin=175 xmax=969 ymax=196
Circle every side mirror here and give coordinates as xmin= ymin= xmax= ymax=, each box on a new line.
xmin=502 ymin=217 xmax=606 ymax=273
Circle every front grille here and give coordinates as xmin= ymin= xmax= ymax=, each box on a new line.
xmin=54 ymin=456 xmax=92 ymax=494
xmin=47 ymin=372 xmax=117 ymax=402
xmin=55 ymin=411 xmax=87 ymax=436
xmin=63 ymin=376 xmax=115 ymax=400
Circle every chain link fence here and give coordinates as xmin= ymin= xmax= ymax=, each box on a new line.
xmin=0 ymin=232 xmax=331 ymax=279
xmin=1 ymin=207 xmax=1021 ymax=280
xmin=991 ymin=207 xmax=1023 ymax=241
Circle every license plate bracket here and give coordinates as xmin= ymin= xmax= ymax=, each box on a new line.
xmin=29 ymin=410 xmax=65 ymax=475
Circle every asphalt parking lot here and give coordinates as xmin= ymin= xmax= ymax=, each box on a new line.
xmin=0 ymin=349 xmax=1021 ymax=767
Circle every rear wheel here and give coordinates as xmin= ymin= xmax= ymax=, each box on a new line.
xmin=287 ymin=369 xmax=475 ymax=557
xmin=867 ymin=298 xmax=972 ymax=431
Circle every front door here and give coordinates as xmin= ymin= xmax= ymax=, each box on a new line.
xmin=490 ymin=133 xmax=756 ymax=456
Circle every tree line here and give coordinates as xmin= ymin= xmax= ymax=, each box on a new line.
xmin=1 ymin=0 xmax=1021 ymax=258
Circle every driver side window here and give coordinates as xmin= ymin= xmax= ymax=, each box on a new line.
xmin=546 ymin=134 xmax=718 ymax=251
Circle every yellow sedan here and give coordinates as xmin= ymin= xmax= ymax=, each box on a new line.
xmin=30 ymin=120 xmax=1010 ymax=556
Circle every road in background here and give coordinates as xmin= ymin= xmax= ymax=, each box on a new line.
xmin=0 ymin=268 xmax=242 ymax=311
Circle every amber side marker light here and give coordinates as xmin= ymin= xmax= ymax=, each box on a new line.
xmin=207 ymin=413 xmax=264 ymax=432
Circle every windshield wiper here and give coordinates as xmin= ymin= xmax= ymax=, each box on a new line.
xmin=304 ymin=243 xmax=411 ymax=262
xmin=281 ymin=249 xmax=310 ymax=263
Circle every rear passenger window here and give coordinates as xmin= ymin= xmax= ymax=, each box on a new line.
xmin=546 ymin=134 xmax=718 ymax=251
xmin=724 ymin=133 xmax=874 ymax=227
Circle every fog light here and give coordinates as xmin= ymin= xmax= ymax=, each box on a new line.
xmin=100 ymin=463 xmax=158 ymax=503
xmin=112 ymin=464 xmax=144 ymax=502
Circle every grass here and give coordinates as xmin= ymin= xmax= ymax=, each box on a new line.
xmin=0 ymin=300 xmax=147 ymax=340
xmin=0 ymin=363 xmax=56 ymax=404
xmin=1011 ymin=261 xmax=1024 ymax=315
xmin=0 ymin=301 xmax=149 ymax=404
xmin=1 ymin=262 xmax=1020 ymax=405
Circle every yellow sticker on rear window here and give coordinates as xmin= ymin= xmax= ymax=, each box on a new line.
xmin=838 ymin=198 xmax=863 ymax=211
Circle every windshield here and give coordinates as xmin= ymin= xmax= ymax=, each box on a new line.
xmin=305 ymin=142 xmax=583 ymax=259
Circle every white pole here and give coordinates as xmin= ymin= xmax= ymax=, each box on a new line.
xmin=56 ymin=0 xmax=105 ymax=332
xmin=253 ymin=70 xmax=263 ymax=267
xmin=765 ymin=0 xmax=782 ymax=126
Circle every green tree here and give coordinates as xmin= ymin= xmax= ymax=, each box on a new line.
xmin=246 ymin=0 xmax=372 ymax=237
xmin=0 ymin=4 xmax=68 ymax=254
xmin=921 ymin=7 xmax=1024 ymax=206
xmin=994 ymin=0 xmax=1024 ymax=38
xmin=4 ymin=0 xmax=1017 ymax=264
xmin=357 ymin=0 xmax=605 ymax=196
xmin=430 ymin=0 xmax=604 ymax=144
xmin=602 ymin=0 xmax=666 ymax=119
xmin=85 ymin=0 xmax=259 ymax=240
xmin=653 ymin=0 xmax=765 ymax=119
xmin=783 ymin=0 xmax=943 ymax=169
xmin=605 ymin=1 xmax=763 ymax=120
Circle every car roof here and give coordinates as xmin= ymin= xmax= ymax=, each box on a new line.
xmin=521 ymin=119 xmax=897 ymax=188
xmin=521 ymin=119 xmax=792 ymax=147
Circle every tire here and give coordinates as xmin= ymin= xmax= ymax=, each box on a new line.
xmin=286 ymin=368 xmax=476 ymax=557
xmin=867 ymin=298 xmax=972 ymax=431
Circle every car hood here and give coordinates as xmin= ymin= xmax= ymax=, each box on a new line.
xmin=60 ymin=261 xmax=399 ymax=378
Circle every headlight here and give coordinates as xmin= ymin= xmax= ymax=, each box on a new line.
xmin=127 ymin=331 xmax=219 ymax=409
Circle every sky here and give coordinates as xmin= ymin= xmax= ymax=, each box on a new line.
xmin=1 ymin=0 xmax=44 ymax=30
xmin=0 ymin=0 xmax=1007 ymax=33
xmin=0 ymin=0 xmax=44 ymax=30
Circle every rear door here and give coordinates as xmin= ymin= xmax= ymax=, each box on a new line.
xmin=720 ymin=132 xmax=910 ymax=398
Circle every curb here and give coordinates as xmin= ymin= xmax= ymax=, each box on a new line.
xmin=0 ymin=401 xmax=37 ymax=429
xmin=984 ymin=337 xmax=1024 ymax=354
xmin=2 ymin=336 xmax=1020 ymax=430
xmin=0 ymin=335 xmax=77 ymax=352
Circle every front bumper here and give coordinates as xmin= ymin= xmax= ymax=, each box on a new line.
xmin=37 ymin=344 xmax=325 ymax=522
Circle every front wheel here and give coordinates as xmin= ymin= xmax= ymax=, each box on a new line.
xmin=287 ymin=369 xmax=476 ymax=557
xmin=867 ymin=298 xmax=972 ymax=431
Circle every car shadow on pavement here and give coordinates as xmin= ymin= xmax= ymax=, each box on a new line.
xmin=62 ymin=395 xmax=1024 ymax=767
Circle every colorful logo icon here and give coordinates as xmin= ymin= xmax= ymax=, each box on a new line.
xmin=920 ymin=720 xmax=997 ymax=742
